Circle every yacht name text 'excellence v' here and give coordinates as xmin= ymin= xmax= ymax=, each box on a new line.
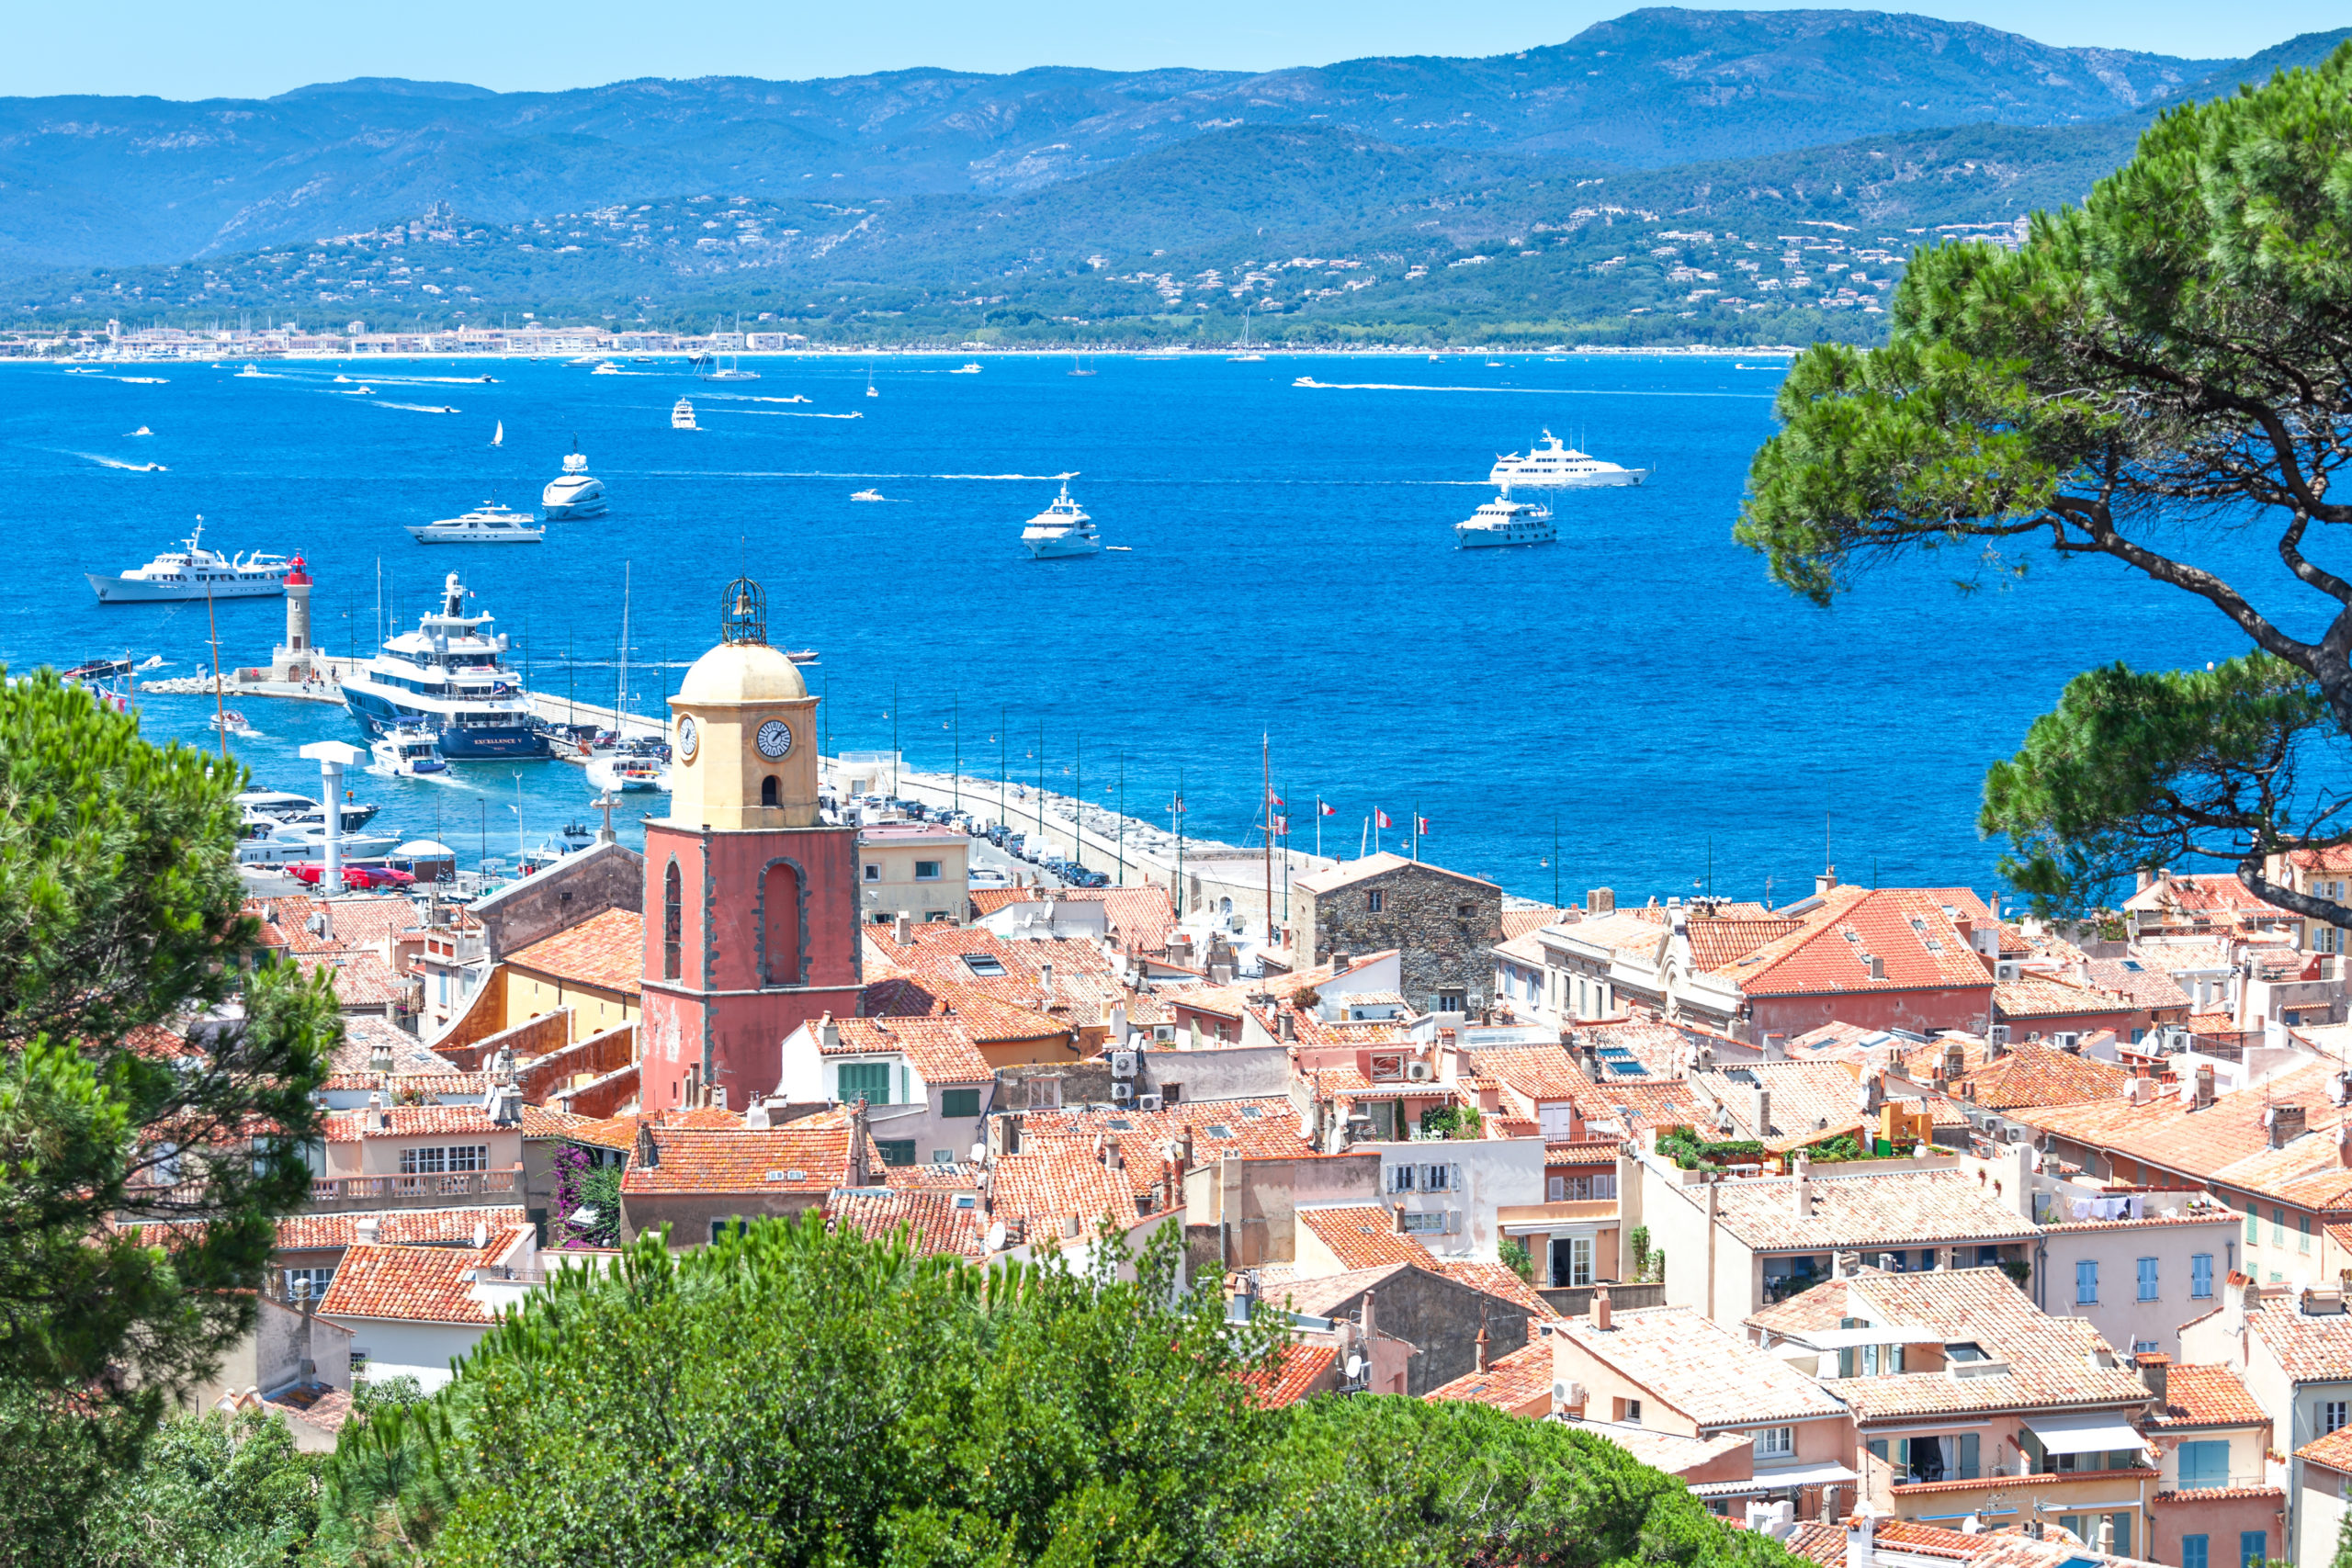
xmin=338 ymin=572 xmax=548 ymax=759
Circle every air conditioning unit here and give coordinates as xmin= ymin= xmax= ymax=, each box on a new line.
xmin=1406 ymin=1060 xmax=1434 ymax=1082
xmin=2053 ymin=1032 xmax=2080 ymax=1052
xmin=1111 ymin=1051 xmax=1138 ymax=1078
xmin=1136 ymin=1092 xmax=1164 ymax=1112
xmin=1110 ymin=1081 xmax=1135 ymax=1102
xmin=1996 ymin=961 xmax=2021 ymax=981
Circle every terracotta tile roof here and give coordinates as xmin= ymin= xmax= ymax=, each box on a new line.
xmin=618 ymin=1125 xmax=854 ymax=1196
xmin=1018 ymin=1098 xmax=1315 ymax=1195
xmin=2297 ymin=1424 xmax=2352 ymax=1471
xmin=519 ymin=1103 xmax=592 ymax=1139
xmin=248 ymin=895 xmax=345 ymax=955
xmin=859 ymin=976 xmax=1078 ymax=1044
xmin=262 ymin=1382 xmax=354 ymax=1435
xmin=1692 ymin=1060 xmax=1966 ymax=1140
xmin=327 ymin=1016 xmax=450 ymax=1077
xmin=825 ymin=1187 xmax=987 ymax=1259
xmin=1714 ymin=887 xmax=1997 ymax=998
xmin=299 ymin=951 xmax=409 ymax=1008
xmin=274 ymin=1205 xmax=526 ymax=1252
xmin=1499 ymin=907 xmax=1565 ymax=942
xmin=1296 ymin=1204 xmax=1430 ymax=1271
xmin=1293 ymin=852 xmax=1497 ymax=896
xmin=1582 ymin=1422 xmax=1756 ymax=1478
xmin=1568 ymin=1077 xmax=1709 ymax=1138
xmin=1686 ymin=917 xmax=1805 ymax=971
xmin=320 ymin=895 xmax=425 ymax=949
xmin=2244 ymin=1302 xmax=2352 ymax=1383
xmin=2148 ymin=1364 xmax=2267 ymax=1428
xmin=823 ymin=1015 xmax=994 ymax=1084
xmin=1424 ymin=1340 xmax=1553 ymax=1409
xmin=322 ymin=1103 xmax=508 ymax=1143
xmin=1555 ymin=910 xmax=1672 ymax=962
xmin=865 ymin=919 xmax=1118 ymax=991
xmin=988 ymin=1140 xmax=1148 ymax=1228
xmin=318 ymin=1229 xmax=529 ymax=1324
xmin=1554 ymin=1305 xmax=1849 ymax=1427
xmin=1471 ymin=1044 xmax=1589 ymax=1104
xmin=1995 ymin=975 xmax=2143 ymax=1021
xmin=2009 ymin=1059 xmax=2350 ymax=1194
xmin=969 ymin=886 xmax=1182 ymax=955
xmin=1577 ymin=1017 xmax=1694 ymax=1077
xmin=503 ymin=908 xmax=645 ymax=996
xmin=563 ymin=1112 xmax=648 ymax=1153
xmin=1547 ymin=1140 xmax=1619 ymax=1168
xmin=2123 ymin=872 xmax=2288 ymax=921
xmin=1240 ymin=1341 xmax=1340 ymax=1407
xmin=1752 ymin=1267 xmax=2151 ymax=1420
xmin=1703 ymin=1169 xmax=2039 ymax=1254
xmin=2084 ymin=959 xmax=2192 ymax=1012
xmin=1269 ymin=1263 xmax=1423 ymax=1319
xmin=1434 ymin=1259 xmax=1558 ymax=1318
xmin=1954 ymin=1043 xmax=2132 ymax=1111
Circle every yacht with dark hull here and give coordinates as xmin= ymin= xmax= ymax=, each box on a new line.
xmin=339 ymin=572 xmax=548 ymax=759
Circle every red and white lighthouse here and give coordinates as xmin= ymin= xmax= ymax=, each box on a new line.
xmin=639 ymin=577 xmax=861 ymax=1111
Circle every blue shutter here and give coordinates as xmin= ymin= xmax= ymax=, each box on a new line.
xmin=2240 ymin=1531 xmax=2267 ymax=1568
xmin=2193 ymin=1253 xmax=2214 ymax=1298
xmin=2076 ymin=1259 xmax=2098 ymax=1304
xmin=2183 ymin=1536 xmax=2208 ymax=1568
xmin=2138 ymin=1257 xmax=2159 ymax=1301
xmin=1959 ymin=1432 xmax=1980 ymax=1480
xmin=2179 ymin=1440 xmax=2229 ymax=1488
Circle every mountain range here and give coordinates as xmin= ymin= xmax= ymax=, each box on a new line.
xmin=1 ymin=11 xmax=2343 ymax=344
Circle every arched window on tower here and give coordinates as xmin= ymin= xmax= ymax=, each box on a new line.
xmin=763 ymin=862 xmax=802 ymax=987
xmin=662 ymin=861 xmax=683 ymax=980
xmin=762 ymin=775 xmax=780 ymax=807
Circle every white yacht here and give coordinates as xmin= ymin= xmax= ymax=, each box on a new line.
xmin=951 ymin=362 xmax=982 ymax=374
xmin=1454 ymin=493 xmax=1556 ymax=548
xmin=672 ymin=398 xmax=697 ymax=429
xmin=236 ymin=822 xmax=400 ymax=865
xmin=851 ymin=489 xmax=885 ymax=502
xmin=694 ymin=353 xmax=760 ymax=382
xmin=592 ymin=361 xmax=624 ymax=375
xmin=586 ymin=751 xmax=671 ymax=794
xmin=541 ymin=439 xmax=607 ymax=519
xmin=406 ymin=503 xmax=544 ymax=544
xmin=370 ymin=725 xmax=447 ymax=775
xmin=1488 ymin=430 xmax=1648 ymax=489
xmin=87 ymin=525 xmax=294 ymax=603
xmin=1020 ymin=480 xmax=1102 ymax=560
xmin=339 ymin=572 xmax=548 ymax=759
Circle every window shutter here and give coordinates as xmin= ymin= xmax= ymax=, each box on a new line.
xmin=1444 ymin=1209 xmax=1461 ymax=1233
xmin=1450 ymin=1164 xmax=1464 ymax=1194
xmin=1868 ymin=1438 xmax=1888 ymax=1463
xmin=1960 ymin=1433 xmax=1980 ymax=1479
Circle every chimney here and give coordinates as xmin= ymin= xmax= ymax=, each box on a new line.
xmin=1847 ymin=1513 xmax=1877 ymax=1568
xmin=1587 ymin=887 xmax=1615 ymax=916
xmin=849 ymin=1100 xmax=871 ymax=1187
xmin=2138 ymin=1351 xmax=2170 ymax=1404
xmin=1817 ymin=867 xmax=1838 ymax=898
xmin=1865 ymin=953 xmax=1885 ymax=981
xmin=1747 ymin=1084 xmax=1771 ymax=1136
xmin=820 ymin=1014 xmax=841 ymax=1051
xmin=1280 ymin=1010 xmax=1295 ymax=1042
xmin=2338 ymin=1120 xmax=2352 ymax=1170
xmin=1042 ymin=962 xmax=1056 ymax=1003
xmin=1102 ymin=1135 xmax=1123 ymax=1170
xmin=1063 ymin=1212 xmax=1081 ymax=1238
xmin=1180 ymin=1124 xmax=1195 ymax=1168
xmin=1792 ymin=1150 xmax=1814 ymax=1216
xmin=2267 ymin=1104 xmax=2307 ymax=1148
xmin=353 ymin=1213 xmax=380 ymax=1246
xmin=1475 ymin=1317 xmax=1490 ymax=1373
xmin=2127 ymin=1077 xmax=2157 ymax=1107
xmin=635 ymin=1118 xmax=659 ymax=1168
xmin=1590 ymin=1285 xmax=1612 ymax=1332
xmin=893 ymin=913 xmax=912 ymax=944
xmin=1361 ymin=1288 xmax=1377 ymax=1346
xmin=2195 ymin=1063 xmax=2216 ymax=1110
xmin=471 ymin=1217 xmax=488 ymax=1249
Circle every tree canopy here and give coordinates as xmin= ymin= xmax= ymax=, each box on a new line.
xmin=0 ymin=671 xmax=336 ymax=1561
xmin=1737 ymin=44 xmax=2352 ymax=916
xmin=320 ymin=1214 xmax=1790 ymax=1568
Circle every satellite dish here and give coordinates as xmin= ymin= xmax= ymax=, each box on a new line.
xmin=986 ymin=1220 xmax=1007 ymax=1252
xmin=970 ymin=1143 xmax=988 ymax=1164
xmin=1345 ymin=1355 xmax=1364 ymax=1382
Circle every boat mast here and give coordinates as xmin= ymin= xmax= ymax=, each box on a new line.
xmin=203 ymin=525 xmax=229 ymax=762
xmin=1262 ymin=731 xmax=1272 ymax=950
xmin=616 ymin=561 xmax=630 ymax=738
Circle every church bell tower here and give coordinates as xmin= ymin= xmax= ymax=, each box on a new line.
xmin=639 ymin=577 xmax=861 ymax=1111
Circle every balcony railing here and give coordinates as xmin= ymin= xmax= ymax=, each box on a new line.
xmin=306 ymin=1168 xmax=525 ymax=1211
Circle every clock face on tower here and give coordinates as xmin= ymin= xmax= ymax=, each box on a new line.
xmin=675 ymin=715 xmax=699 ymax=762
xmin=756 ymin=718 xmax=794 ymax=760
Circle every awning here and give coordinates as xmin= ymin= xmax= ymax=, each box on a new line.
xmin=2022 ymin=1410 xmax=2146 ymax=1455
xmin=1688 ymin=1461 xmax=1860 ymax=1496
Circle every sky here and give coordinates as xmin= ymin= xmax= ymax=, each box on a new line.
xmin=2 ymin=0 xmax=2326 ymax=99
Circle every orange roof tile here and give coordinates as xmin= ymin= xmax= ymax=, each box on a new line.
xmin=503 ymin=907 xmax=645 ymax=996
xmin=298 ymin=951 xmax=409 ymax=1008
xmin=322 ymin=1103 xmax=509 ymax=1143
xmin=1424 ymin=1339 xmax=1553 ymax=1410
xmin=1434 ymin=1259 xmax=1558 ymax=1318
xmin=1240 ymin=1341 xmax=1340 ymax=1407
xmin=275 ymin=1206 xmax=526 ymax=1252
xmin=2298 ymin=1425 xmax=2352 ymax=1472
xmin=1470 ymin=1044 xmax=1589 ymax=1105
xmin=825 ymin=1187 xmax=987 ymax=1259
xmin=2149 ymin=1365 xmax=2267 ymax=1428
xmin=1554 ymin=1305 xmax=1849 ymax=1427
xmin=823 ymin=1015 xmax=994 ymax=1083
xmin=1995 ymin=975 xmax=2143 ymax=1021
xmin=1953 ymin=1043 xmax=2130 ymax=1111
xmin=1499 ymin=908 xmax=1565 ymax=942
xmin=317 ymin=1229 xmax=528 ymax=1324
xmin=1296 ymin=1204 xmax=1430 ymax=1271
xmin=1717 ymin=886 xmax=1995 ymax=998
xmin=618 ymin=1125 xmax=854 ymax=1196
xmin=860 ymin=975 xmax=1078 ymax=1044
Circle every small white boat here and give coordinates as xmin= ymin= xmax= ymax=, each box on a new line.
xmin=865 ymin=365 xmax=878 ymax=399
xmin=586 ymin=752 xmax=671 ymax=794
xmin=492 ymin=421 xmax=503 ymax=446
xmin=371 ymin=725 xmax=447 ymax=775
xmin=672 ymin=398 xmax=697 ymax=429
xmin=1453 ymin=493 xmax=1556 ymax=548
xmin=951 ymin=362 xmax=981 ymax=374
xmin=1488 ymin=430 xmax=1648 ymax=489
xmin=592 ymin=361 xmax=623 ymax=375
xmin=542 ymin=438 xmax=607 ymax=519
xmin=1020 ymin=479 xmax=1102 ymax=560
xmin=211 ymin=708 xmax=257 ymax=737
xmin=695 ymin=353 xmax=760 ymax=382
xmin=119 ymin=376 xmax=167 ymax=385
xmin=1292 ymin=376 xmax=1322 ymax=388
xmin=406 ymin=504 xmax=545 ymax=544
xmin=851 ymin=489 xmax=885 ymax=502
xmin=128 ymin=425 xmax=153 ymax=436
xmin=1228 ymin=353 xmax=1264 ymax=363
xmin=234 ymin=363 xmax=265 ymax=378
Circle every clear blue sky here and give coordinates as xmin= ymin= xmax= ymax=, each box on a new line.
xmin=5 ymin=0 xmax=2324 ymax=99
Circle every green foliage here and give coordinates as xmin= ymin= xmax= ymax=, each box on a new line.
xmin=2000 ymin=1259 xmax=2033 ymax=1290
xmin=78 ymin=1407 xmax=324 ymax=1568
xmin=0 ymin=670 xmax=337 ymax=1560
xmin=1737 ymin=43 xmax=2352 ymax=918
xmin=1419 ymin=1105 xmax=1484 ymax=1141
xmin=1499 ymin=1237 xmax=1535 ymax=1284
xmin=353 ymin=1376 xmax=429 ymax=1416
xmin=317 ymin=1213 xmax=1792 ymax=1567
xmin=1627 ymin=1227 xmax=1651 ymax=1276
xmin=1657 ymin=1130 xmax=1766 ymax=1169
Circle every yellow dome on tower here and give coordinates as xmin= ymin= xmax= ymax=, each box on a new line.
xmin=676 ymin=641 xmax=807 ymax=706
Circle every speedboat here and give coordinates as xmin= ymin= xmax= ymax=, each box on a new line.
xmin=235 ymin=822 xmax=400 ymax=865
xmin=1020 ymin=479 xmax=1102 ymax=560
xmin=1488 ymin=430 xmax=1648 ymax=489
xmin=851 ymin=489 xmax=885 ymax=502
xmin=371 ymin=725 xmax=448 ymax=775
xmin=406 ymin=504 xmax=544 ymax=544
xmin=542 ymin=439 xmax=607 ymax=519
xmin=672 ymin=398 xmax=697 ymax=430
xmin=87 ymin=524 xmax=294 ymax=603
xmin=592 ymin=361 xmax=623 ymax=375
xmin=528 ymin=822 xmax=600 ymax=862
xmin=1453 ymin=493 xmax=1556 ymax=548
xmin=951 ymin=362 xmax=981 ymax=374
xmin=586 ymin=752 xmax=671 ymax=794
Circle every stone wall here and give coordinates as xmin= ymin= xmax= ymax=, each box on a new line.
xmin=1302 ymin=863 xmax=1503 ymax=1013
xmin=1304 ymin=1267 xmax=1539 ymax=1396
xmin=472 ymin=841 xmax=644 ymax=963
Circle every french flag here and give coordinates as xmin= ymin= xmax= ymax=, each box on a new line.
xmin=1375 ymin=808 xmax=1393 ymax=829
xmin=1318 ymin=799 xmax=1336 ymax=817
xmin=1417 ymin=816 xmax=1432 ymax=835
xmin=1272 ymin=815 xmax=1289 ymax=836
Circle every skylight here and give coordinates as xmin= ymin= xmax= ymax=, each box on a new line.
xmin=1205 ymin=1124 xmax=1236 ymax=1139
xmin=961 ymin=953 xmax=1006 ymax=977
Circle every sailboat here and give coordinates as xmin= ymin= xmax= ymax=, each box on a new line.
xmin=865 ymin=362 xmax=879 ymax=400
xmin=1069 ymin=354 xmax=1096 ymax=378
xmin=1229 ymin=308 xmax=1264 ymax=362
xmin=492 ymin=420 xmax=503 ymax=446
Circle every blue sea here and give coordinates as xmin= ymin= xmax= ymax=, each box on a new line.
xmin=0 ymin=352 xmax=2298 ymax=906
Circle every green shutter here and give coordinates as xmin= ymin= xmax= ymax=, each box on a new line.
xmin=838 ymin=1062 xmax=891 ymax=1104
xmin=941 ymin=1088 xmax=981 ymax=1119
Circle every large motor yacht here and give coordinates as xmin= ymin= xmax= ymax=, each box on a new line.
xmin=1453 ymin=493 xmax=1557 ymax=548
xmin=87 ymin=524 xmax=294 ymax=603
xmin=339 ymin=572 xmax=549 ymax=759
xmin=1488 ymin=430 xmax=1649 ymax=489
xmin=407 ymin=503 xmax=544 ymax=544
xmin=1020 ymin=479 xmax=1102 ymax=560
xmin=672 ymin=398 xmax=698 ymax=429
xmin=541 ymin=439 xmax=607 ymax=519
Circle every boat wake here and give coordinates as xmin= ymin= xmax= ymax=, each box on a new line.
xmin=359 ymin=375 xmax=501 ymax=385
xmin=702 ymin=409 xmax=862 ymax=421
xmin=705 ymin=393 xmax=812 ymax=404
xmin=369 ymin=400 xmax=462 ymax=414
xmin=1293 ymin=378 xmax=1772 ymax=400
xmin=74 ymin=451 xmax=168 ymax=472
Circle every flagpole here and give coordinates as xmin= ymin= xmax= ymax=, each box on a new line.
xmin=1411 ymin=798 xmax=1419 ymax=863
xmin=1262 ymin=731 xmax=1272 ymax=947
xmin=1116 ymin=750 xmax=1125 ymax=887
xmin=1174 ymin=767 xmax=1186 ymax=918
xmin=1315 ymin=798 xmax=1323 ymax=863
xmin=1554 ymin=814 xmax=1562 ymax=908
xmin=1361 ymin=816 xmax=1370 ymax=860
